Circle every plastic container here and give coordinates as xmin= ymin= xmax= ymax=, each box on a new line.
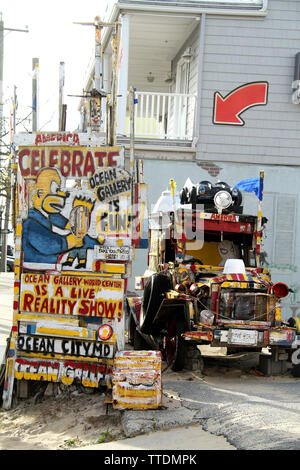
xmin=223 ymin=259 xmax=246 ymax=274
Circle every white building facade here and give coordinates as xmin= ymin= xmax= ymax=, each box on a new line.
xmin=82 ymin=0 xmax=300 ymax=319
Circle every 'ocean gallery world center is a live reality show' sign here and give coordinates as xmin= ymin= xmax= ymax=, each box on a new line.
xmin=20 ymin=273 xmax=124 ymax=319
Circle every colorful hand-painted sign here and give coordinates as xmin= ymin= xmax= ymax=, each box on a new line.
xmin=213 ymin=81 xmax=269 ymax=126
xmin=20 ymin=165 xmax=132 ymax=271
xmin=16 ymin=335 xmax=114 ymax=359
xmin=89 ymin=167 xmax=132 ymax=203
xmin=112 ymin=351 xmax=162 ymax=410
xmin=14 ymin=357 xmax=108 ymax=387
xmin=95 ymin=245 xmax=132 ymax=261
xmin=2 ymin=133 xmax=144 ymax=409
xmin=18 ymin=146 xmax=123 ymax=178
xmin=20 ymin=273 xmax=124 ymax=320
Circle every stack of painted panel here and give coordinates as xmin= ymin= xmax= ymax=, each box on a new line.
xmin=112 ymin=350 xmax=162 ymax=409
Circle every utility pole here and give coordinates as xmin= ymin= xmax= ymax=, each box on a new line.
xmin=94 ymin=22 xmax=103 ymax=94
xmin=11 ymin=85 xmax=17 ymax=231
xmin=58 ymin=61 xmax=65 ymax=131
xmin=0 ymin=14 xmax=28 ymax=271
xmin=32 ymin=58 xmax=39 ymax=132
xmin=109 ymin=23 xmax=119 ymax=147
xmin=73 ymin=17 xmax=118 ymax=141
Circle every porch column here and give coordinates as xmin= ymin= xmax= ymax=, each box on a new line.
xmin=103 ymin=52 xmax=111 ymax=93
xmin=195 ymin=13 xmax=206 ymax=156
xmin=117 ymin=13 xmax=130 ymax=136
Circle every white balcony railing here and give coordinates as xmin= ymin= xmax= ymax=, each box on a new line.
xmin=125 ymin=91 xmax=197 ymax=141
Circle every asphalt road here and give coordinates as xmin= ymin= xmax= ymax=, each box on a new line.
xmin=161 ymin=357 xmax=300 ymax=450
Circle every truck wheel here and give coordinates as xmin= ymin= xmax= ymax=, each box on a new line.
xmin=128 ymin=316 xmax=136 ymax=345
xmin=291 ymin=363 xmax=300 ymax=378
xmin=141 ymin=272 xmax=172 ymax=334
xmin=184 ymin=344 xmax=204 ymax=372
xmin=166 ymin=319 xmax=186 ymax=371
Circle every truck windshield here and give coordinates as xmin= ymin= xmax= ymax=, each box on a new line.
xmin=218 ymin=289 xmax=276 ymax=322
xmin=184 ymin=237 xmax=253 ymax=267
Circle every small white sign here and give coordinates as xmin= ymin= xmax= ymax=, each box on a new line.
xmin=95 ymin=245 xmax=132 ymax=261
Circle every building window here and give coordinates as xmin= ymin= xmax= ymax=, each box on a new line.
xmin=243 ymin=192 xmax=297 ymax=270
xmin=273 ymin=195 xmax=297 ymax=267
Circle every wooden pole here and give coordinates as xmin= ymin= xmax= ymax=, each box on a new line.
xmin=32 ymin=58 xmax=39 ymax=131
xmin=58 ymin=61 xmax=65 ymax=131
xmin=110 ymin=21 xmax=119 ymax=146
xmin=256 ymin=170 xmax=264 ymax=268
xmin=129 ymin=87 xmax=135 ymax=178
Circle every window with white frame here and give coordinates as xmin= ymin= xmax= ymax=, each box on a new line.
xmin=243 ymin=192 xmax=297 ymax=269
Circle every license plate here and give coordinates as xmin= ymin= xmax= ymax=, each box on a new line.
xmin=228 ymin=329 xmax=258 ymax=346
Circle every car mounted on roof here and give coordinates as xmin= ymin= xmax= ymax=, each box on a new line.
xmin=126 ymin=176 xmax=298 ymax=375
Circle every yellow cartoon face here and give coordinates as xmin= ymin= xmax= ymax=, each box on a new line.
xmin=33 ymin=168 xmax=68 ymax=214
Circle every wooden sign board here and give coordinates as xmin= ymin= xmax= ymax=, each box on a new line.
xmin=95 ymin=245 xmax=132 ymax=261
xmin=2 ymin=134 xmax=146 ymax=409
xmin=15 ymin=357 xmax=108 ymax=388
xmin=16 ymin=335 xmax=114 ymax=359
xmin=20 ymin=273 xmax=125 ymax=320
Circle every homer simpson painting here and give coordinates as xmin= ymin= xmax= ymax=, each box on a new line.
xmin=22 ymin=167 xmax=100 ymax=270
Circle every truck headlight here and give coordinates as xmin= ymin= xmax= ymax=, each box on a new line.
xmin=214 ymin=190 xmax=233 ymax=212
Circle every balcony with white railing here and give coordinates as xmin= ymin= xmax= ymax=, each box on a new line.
xmin=124 ymin=91 xmax=197 ymax=142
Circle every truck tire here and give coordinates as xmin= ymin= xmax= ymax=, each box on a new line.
xmin=141 ymin=272 xmax=172 ymax=334
xmin=184 ymin=344 xmax=204 ymax=372
xmin=133 ymin=329 xmax=149 ymax=351
xmin=166 ymin=318 xmax=186 ymax=371
xmin=291 ymin=363 xmax=300 ymax=378
xmin=128 ymin=315 xmax=136 ymax=345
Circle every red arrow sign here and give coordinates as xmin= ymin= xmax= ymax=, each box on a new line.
xmin=213 ymin=82 xmax=269 ymax=125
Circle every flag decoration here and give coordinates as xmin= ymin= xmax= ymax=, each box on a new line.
xmin=234 ymin=177 xmax=263 ymax=201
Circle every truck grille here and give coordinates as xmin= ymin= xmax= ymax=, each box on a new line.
xmin=218 ymin=289 xmax=276 ymax=322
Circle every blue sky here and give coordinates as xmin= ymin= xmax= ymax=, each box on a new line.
xmin=1 ymin=1 xmax=108 ymax=134
xmin=1 ymin=0 xmax=263 ymax=135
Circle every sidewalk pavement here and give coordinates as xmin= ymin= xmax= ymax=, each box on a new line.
xmin=75 ymin=424 xmax=236 ymax=450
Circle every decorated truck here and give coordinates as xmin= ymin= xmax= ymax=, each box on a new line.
xmin=127 ymin=175 xmax=298 ymax=375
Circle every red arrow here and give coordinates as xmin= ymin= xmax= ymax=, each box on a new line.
xmin=213 ymin=82 xmax=268 ymax=125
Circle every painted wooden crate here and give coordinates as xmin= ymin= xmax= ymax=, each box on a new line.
xmin=112 ymin=350 xmax=162 ymax=410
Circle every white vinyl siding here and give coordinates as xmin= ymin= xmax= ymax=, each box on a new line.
xmin=197 ymin=0 xmax=300 ymax=166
